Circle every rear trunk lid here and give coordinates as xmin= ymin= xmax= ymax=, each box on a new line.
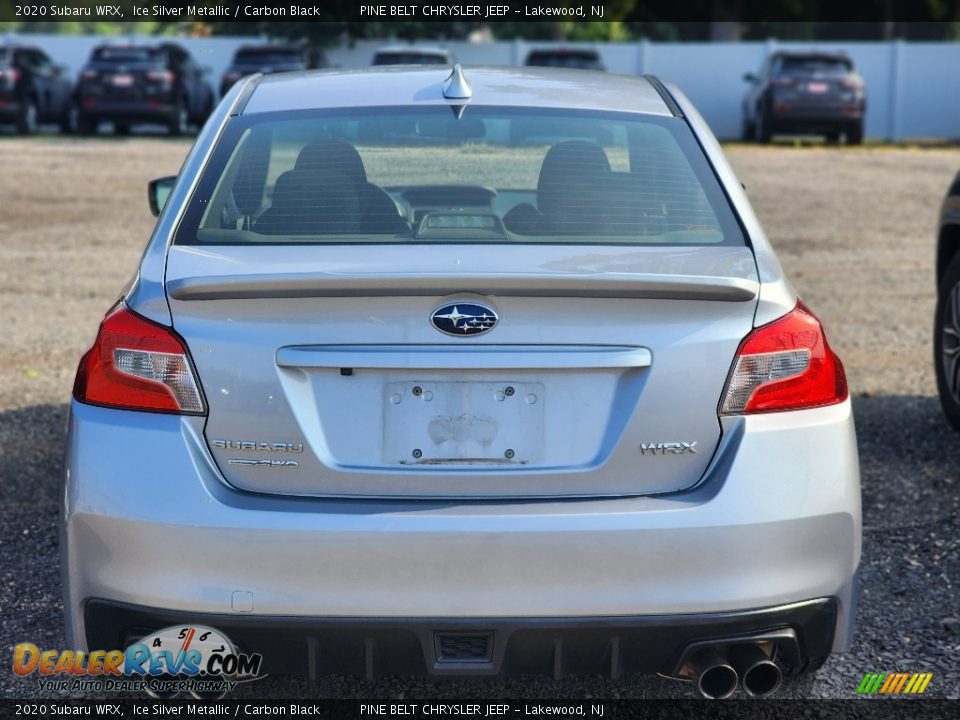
xmin=165 ymin=243 xmax=758 ymax=499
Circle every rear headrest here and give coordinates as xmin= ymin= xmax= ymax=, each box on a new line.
xmin=295 ymin=141 xmax=367 ymax=182
xmin=261 ymin=168 xmax=360 ymax=234
xmin=537 ymin=140 xmax=612 ymax=221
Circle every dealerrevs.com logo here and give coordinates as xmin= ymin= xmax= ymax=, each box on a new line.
xmin=13 ymin=625 xmax=263 ymax=699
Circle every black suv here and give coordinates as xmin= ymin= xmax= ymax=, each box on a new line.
xmin=220 ymin=45 xmax=322 ymax=97
xmin=75 ymin=43 xmax=215 ymax=136
xmin=741 ymin=52 xmax=866 ymax=144
xmin=0 ymin=44 xmax=73 ymax=134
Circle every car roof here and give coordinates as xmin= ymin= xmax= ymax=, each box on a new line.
xmin=374 ymin=45 xmax=451 ymax=56
xmin=527 ymin=48 xmax=602 ymax=57
xmin=773 ymin=51 xmax=851 ymax=60
xmin=243 ymin=65 xmax=673 ymax=117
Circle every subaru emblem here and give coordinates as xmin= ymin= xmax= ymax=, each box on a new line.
xmin=431 ymin=302 xmax=498 ymax=336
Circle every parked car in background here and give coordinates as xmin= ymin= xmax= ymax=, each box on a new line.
xmin=65 ymin=65 xmax=860 ymax=698
xmin=934 ymin=171 xmax=960 ymax=429
xmin=371 ymin=46 xmax=454 ymax=66
xmin=525 ymin=48 xmax=605 ymax=71
xmin=741 ymin=51 xmax=865 ymax=144
xmin=75 ymin=43 xmax=215 ymax=136
xmin=220 ymin=44 xmax=323 ymax=97
xmin=0 ymin=43 xmax=73 ymax=134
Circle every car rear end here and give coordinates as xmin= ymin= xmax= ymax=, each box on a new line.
xmin=220 ymin=46 xmax=307 ymax=97
xmin=63 ymin=69 xmax=859 ymax=695
xmin=76 ymin=45 xmax=179 ymax=127
xmin=767 ymin=54 xmax=865 ymax=138
xmin=372 ymin=49 xmax=452 ymax=66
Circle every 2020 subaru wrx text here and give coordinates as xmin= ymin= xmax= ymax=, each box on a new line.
xmin=63 ymin=66 xmax=860 ymax=698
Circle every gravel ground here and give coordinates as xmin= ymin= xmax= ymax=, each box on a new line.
xmin=0 ymin=137 xmax=959 ymax=700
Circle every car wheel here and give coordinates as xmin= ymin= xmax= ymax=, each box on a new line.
xmin=60 ymin=102 xmax=79 ymax=134
xmin=825 ymin=130 xmax=841 ymax=145
xmin=16 ymin=97 xmax=38 ymax=135
xmin=756 ymin=109 xmax=771 ymax=144
xmin=934 ymin=253 xmax=960 ymax=431
xmin=846 ymin=121 xmax=864 ymax=146
xmin=76 ymin=113 xmax=96 ymax=136
xmin=168 ymin=99 xmax=188 ymax=136
xmin=741 ymin=118 xmax=755 ymax=142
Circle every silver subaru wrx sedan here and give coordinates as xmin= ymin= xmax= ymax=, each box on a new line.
xmin=63 ymin=66 xmax=860 ymax=698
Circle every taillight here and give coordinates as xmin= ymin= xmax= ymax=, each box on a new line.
xmin=0 ymin=68 xmax=21 ymax=83
xmin=771 ymin=77 xmax=795 ymax=88
xmin=80 ymin=69 xmax=98 ymax=80
xmin=146 ymin=70 xmax=175 ymax=84
xmin=720 ymin=302 xmax=847 ymax=415
xmin=839 ymin=77 xmax=863 ymax=90
xmin=73 ymin=304 xmax=205 ymax=415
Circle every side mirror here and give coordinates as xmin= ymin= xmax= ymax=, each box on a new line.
xmin=743 ymin=72 xmax=757 ymax=83
xmin=148 ymin=176 xmax=176 ymax=217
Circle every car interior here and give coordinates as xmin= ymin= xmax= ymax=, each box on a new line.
xmin=195 ymin=114 xmax=728 ymax=246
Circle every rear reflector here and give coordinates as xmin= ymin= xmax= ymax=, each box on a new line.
xmin=73 ymin=304 xmax=205 ymax=414
xmin=720 ymin=302 xmax=847 ymax=414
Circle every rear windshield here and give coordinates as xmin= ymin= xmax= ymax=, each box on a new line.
xmin=779 ymin=56 xmax=852 ymax=74
xmin=175 ymin=107 xmax=743 ymax=247
xmin=372 ymin=52 xmax=448 ymax=66
xmin=91 ymin=47 xmax=161 ymax=64
xmin=234 ymin=49 xmax=303 ymax=66
xmin=526 ymin=52 xmax=603 ymax=70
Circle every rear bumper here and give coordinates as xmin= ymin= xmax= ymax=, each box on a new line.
xmin=78 ymin=99 xmax=176 ymax=123
xmin=63 ymin=399 xmax=861 ymax=672
xmin=0 ymin=97 xmax=21 ymax=119
xmin=84 ymin=597 xmax=838 ymax=678
xmin=770 ymin=104 xmax=864 ymax=130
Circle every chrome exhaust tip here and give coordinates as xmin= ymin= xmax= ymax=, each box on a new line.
xmin=689 ymin=648 xmax=739 ymax=700
xmin=729 ymin=644 xmax=783 ymax=698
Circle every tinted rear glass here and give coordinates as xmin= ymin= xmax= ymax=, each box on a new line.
xmin=526 ymin=52 xmax=603 ymax=70
xmin=176 ymin=106 xmax=743 ymax=247
xmin=372 ymin=52 xmax=448 ymax=65
xmin=234 ymin=49 xmax=303 ymax=66
xmin=92 ymin=47 xmax=161 ymax=64
xmin=779 ymin=56 xmax=852 ymax=73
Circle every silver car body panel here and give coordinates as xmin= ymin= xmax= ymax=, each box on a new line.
xmin=164 ymin=244 xmax=758 ymax=498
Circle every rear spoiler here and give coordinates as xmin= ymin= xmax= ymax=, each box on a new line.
xmin=167 ymin=273 xmax=758 ymax=303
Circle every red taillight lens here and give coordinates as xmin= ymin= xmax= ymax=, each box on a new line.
xmin=73 ymin=304 xmax=205 ymax=415
xmin=0 ymin=68 xmax=21 ymax=82
xmin=146 ymin=70 xmax=175 ymax=84
xmin=771 ymin=77 xmax=795 ymax=88
xmin=839 ymin=77 xmax=863 ymax=90
xmin=80 ymin=69 xmax=98 ymax=80
xmin=720 ymin=302 xmax=847 ymax=414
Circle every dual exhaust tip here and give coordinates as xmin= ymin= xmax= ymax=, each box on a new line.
xmin=690 ymin=644 xmax=782 ymax=699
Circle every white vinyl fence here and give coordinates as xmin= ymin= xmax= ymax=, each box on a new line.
xmin=8 ymin=32 xmax=960 ymax=141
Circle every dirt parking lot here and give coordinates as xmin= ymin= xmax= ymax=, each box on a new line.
xmin=0 ymin=138 xmax=958 ymax=699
